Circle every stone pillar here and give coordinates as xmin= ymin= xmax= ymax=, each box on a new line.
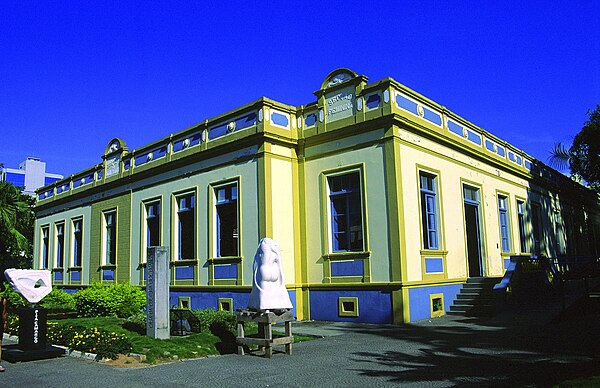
xmin=146 ymin=246 xmax=170 ymax=339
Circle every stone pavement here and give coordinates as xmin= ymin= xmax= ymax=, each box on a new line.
xmin=2 ymin=287 xmax=600 ymax=387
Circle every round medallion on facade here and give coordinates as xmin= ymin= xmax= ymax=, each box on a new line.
xmin=417 ymin=105 xmax=425 ymax=117
xmin=183 ymin=138 xmax=190 ymax=148
xmin=227 ymin=121 xmax=236 ymax=133
xmin=147 ymin=152 xmax=153 ymax=161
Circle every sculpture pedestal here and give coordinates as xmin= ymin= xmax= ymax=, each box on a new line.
xmin=18 ymin=307 xmax=48 ymax=350
xmin=2 ymin=307 xmax=64 ymax=363
xmin=236 ymin=309 xmax=293 ymax=358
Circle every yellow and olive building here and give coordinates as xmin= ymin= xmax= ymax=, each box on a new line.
xmin=34 ymin=69 xmax=600 ymax=323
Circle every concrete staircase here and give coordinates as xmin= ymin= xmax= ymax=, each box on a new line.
xmin=449 ymin=277 xmax=500 ymax=317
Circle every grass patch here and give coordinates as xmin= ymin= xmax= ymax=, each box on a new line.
xmin=48 ymin=315 xmax=314 ymax=364
xmin=130 ymin=331 xmax=222 ymax=363
xmin=557 ymin=376 xmax=600 ymax=387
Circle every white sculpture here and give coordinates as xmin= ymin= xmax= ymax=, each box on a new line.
xmin=4 ymin=269 xmax=52 ymax=304
xmin=248 ymin=238 xmax=293 ymax=311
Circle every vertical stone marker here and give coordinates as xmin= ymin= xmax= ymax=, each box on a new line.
xmin=146 ymin=246 xmax=170 ymax=339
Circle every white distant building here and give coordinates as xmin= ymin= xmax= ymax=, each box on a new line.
xmin=1 ymin=157 xmax=63 ymax=196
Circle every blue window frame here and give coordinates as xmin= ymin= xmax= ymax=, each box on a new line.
xmin=72 ymin=219 xmax=82 ymax=267
xmin=55 ymin=223 xmax=64 ymax=268
xmin=420 ymin=172 xmax=439 ymax=250
xmin=176 ymin=193 xmax=195 ymax=260
xmin=328 ymin=171 xmax=364 ymax=252
xmin=215 ymin=183 xmax=239 ymax=257
xmin=498 ymin=196 xmax=511 ymax=252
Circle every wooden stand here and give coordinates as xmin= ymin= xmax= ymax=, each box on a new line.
xmin=236 ymin=309 xmax=293 ymax=358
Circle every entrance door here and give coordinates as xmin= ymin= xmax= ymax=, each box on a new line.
xmin=463 ymin=186 xmax=483 ymax=277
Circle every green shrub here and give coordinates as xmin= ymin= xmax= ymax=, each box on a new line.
xmin=0 ymin=283 xmax=76 ymax=310
xmin=4 ymin=314 xmax=19 ymax=335
xmin=74 ymin=283 xmax=146 ymax=318
xmin=122 ymin=310 xmax=146 ymax=334
xmin=0 ymin=282 xmax=28 ymax=308
xmin=192 ymin=308 xmax=237 ymax=334
xmin=39 ymin=289 xmax=76 ymax=310
xmin=47 ymin=322 xmax=132 ymax=360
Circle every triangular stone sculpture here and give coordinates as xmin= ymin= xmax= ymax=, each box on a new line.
xmin=4 ymin=269 xmax=52 ymax=304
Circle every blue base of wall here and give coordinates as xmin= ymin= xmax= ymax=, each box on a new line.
xmin=169 ymin=290 xmax=297 ymax=317
xmin=309 ymin=289 xmax=392 ymax=323
xmin=408 ymin=284 xmax=462 ymax=322
xmin=56 ymin=283 xmax=462 ymax=324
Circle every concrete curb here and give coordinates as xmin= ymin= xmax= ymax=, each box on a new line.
xmin=1 ymin=333 xmax=148 ymax=362
xmin=2 ymin=333 xmax=96 ymax=360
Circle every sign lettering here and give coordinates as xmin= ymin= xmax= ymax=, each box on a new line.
xmin=325 ymin=87 xmax=354 ymax=122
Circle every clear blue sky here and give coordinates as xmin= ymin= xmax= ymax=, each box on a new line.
xmin=1 ymin=1 xmax=599 ymax=177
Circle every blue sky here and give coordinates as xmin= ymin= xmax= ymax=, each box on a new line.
xmin=1 ymin=1 xmax=599 ymax=177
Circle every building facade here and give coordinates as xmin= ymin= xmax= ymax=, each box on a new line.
xmin=34 ymin=69 xmax=600 ymax=323
xmin=1 ymin=157 xmax=63 ymax=196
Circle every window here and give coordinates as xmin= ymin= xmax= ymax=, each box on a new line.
xmin=143 ymin=201 xmax=161 ymax=262
xmin=430 ymin=294 xmax=444 ymax=318
xmin=517 ymin=200 xmax=527 ymax=252
xmin=338 ymin=297 xmax=359 ymax=317
xmin=498 ymin=196 xmax=511 ymax=252
xmin=214 ymin=183 xmax=239 ymax=257
xmin=41 ymin=226 xmax=50 ymax=269
xmin=55 ymin=223 xmax=65 ymax=268
xmin=175 ymin=193 xmax=195 ymax=260
xmin=178 ymin=296 xmax=191 ymax=309
xmin=146 ymin=203 xmax=160 ymax=246
xmin=328 ymin=171 xmax=364 ymax=252
xmin=218 ymin=298 xmax=233 ymax=312
xmin=72 ymin=218 xmax=83 ymax=267
xmin=419 ymin=172 xmax=440 ymax=250
xmin=103 ymin=211 xmax=117 ymax=265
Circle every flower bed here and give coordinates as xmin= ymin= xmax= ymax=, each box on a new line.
xmin=47 ymin=323 xmax=132 ymax=360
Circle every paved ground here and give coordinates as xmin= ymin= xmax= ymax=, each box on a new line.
xmin=2 ymin=284 xmax=600 ymax=387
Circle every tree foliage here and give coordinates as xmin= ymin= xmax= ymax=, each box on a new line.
xmin=0 ymin=180 xmax=35 ymax=272
xmin=550 ymin=105 xmax=600 ymax=192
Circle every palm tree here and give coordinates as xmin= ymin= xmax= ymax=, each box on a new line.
xmin=549 ymin=105 xmax=600 ymax=192
xmin=0 ymin=181 xmax=33 ymax=266
xmin=549 ymin=143 xmax=572 ymax=172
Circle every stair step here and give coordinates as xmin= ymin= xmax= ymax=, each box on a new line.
xmin=466 ymin=277 xmax=500 ymax=285
xmin=453 ymin=301 xmax=494 ymax=309
xmin=447 ymin=310 xmax=494 ymax=317
xmin=453 ymin=298 xmax=493 ymax=305
xmin=456 ymin=294 xmax=495 ymax=302
xmin=449 ymin=277 xmax=499 ymax=317
xmin=462 ymin=283 xmax=495 ymax=290
xmin=450 ymin=305 xmax=494 ymax=313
